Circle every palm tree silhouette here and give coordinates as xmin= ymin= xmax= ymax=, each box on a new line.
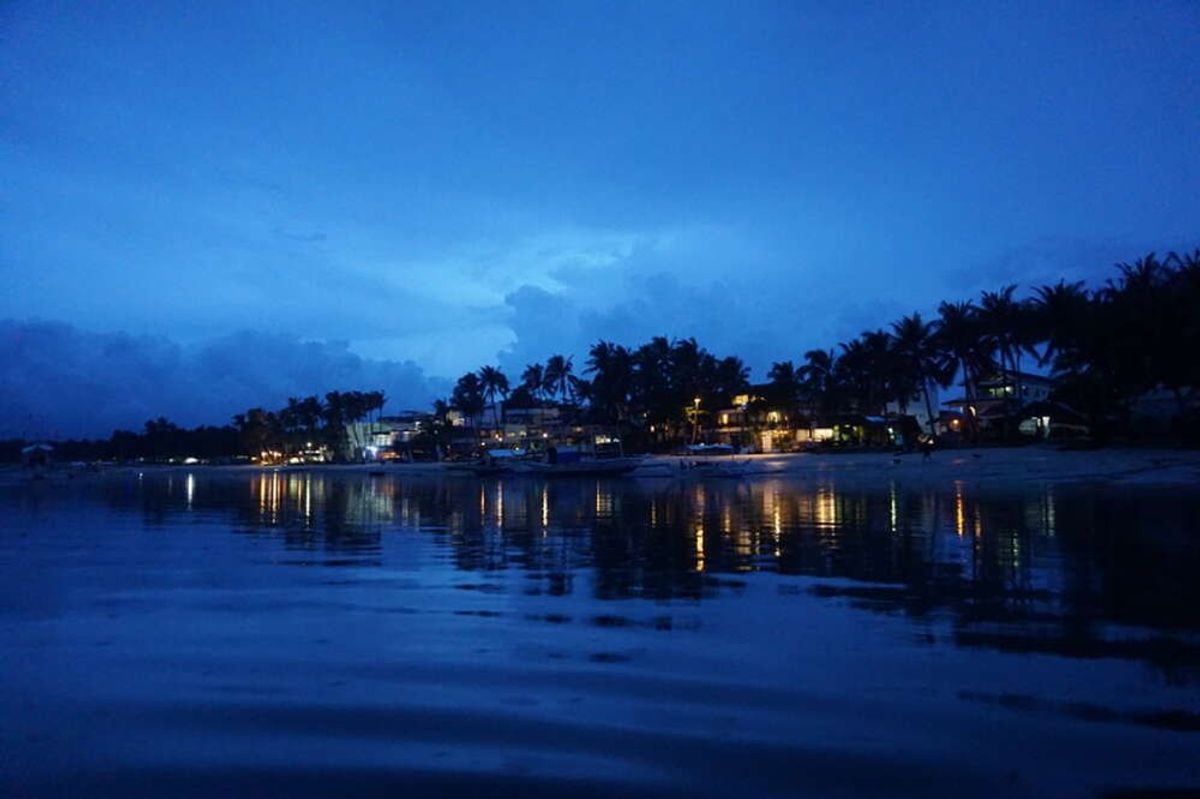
xmin=890 ymin=312 xmax=946 ymax=434
xmin=544 ymin=355 xmax=575 ymax=406
xmin=477 ymin=366 xmax=510 ymax=430
xmin=934 ymin=300 xmax=989 ymax=440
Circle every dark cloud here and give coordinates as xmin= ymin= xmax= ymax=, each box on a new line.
xmin=497 ymin=272 xmax=811 ymax=377
xmin=0 ymin=320 xmax=444 ymax=438
xmin=497 ymin=235 xmax=1187 ymax=379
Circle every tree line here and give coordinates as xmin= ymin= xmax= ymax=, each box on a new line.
xmin=451 ymin=340 xmax=752 ymax=446
xmin=1 ymin=390 xmax=388 ymax=463
xmin=448 ymin=250 xmax=1199 ymax=444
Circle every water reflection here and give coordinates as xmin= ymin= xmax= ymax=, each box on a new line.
xmin=94 ymin=471 xmax=1200 ymax=677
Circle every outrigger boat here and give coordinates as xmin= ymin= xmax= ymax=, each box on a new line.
xmin=464 ymin=436 xmax=643 ymax=478
xmin=677 ymin=443 xmax=753 ymax=478
xmin=514 ymin=435 xmax=644 ymax=477
xmin=517 ymin=454 xmax=643 ymax=477
xmin=454 ymin=446 xmax=528 ymax=477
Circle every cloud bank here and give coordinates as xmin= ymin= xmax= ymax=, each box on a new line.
xmin=0 ymin=320 xmax=444 ymax=438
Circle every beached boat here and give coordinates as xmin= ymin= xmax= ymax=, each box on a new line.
xmin=677 ymin=443 xmax=752 ymax=478
xmin=516 ymin=455 xmax=644 ymax=477
xmin=677 ymin=457 xmax=753 ymax=478
xmin=509 ymin=436 xmax=643 ymax=477
xmin=452 ymin=436 xmax=643 ymax=478
xmin=453 ymin=446 xmax=529 ymax=477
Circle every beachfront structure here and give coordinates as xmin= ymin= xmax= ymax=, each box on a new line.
xmin=501 ymin=405 xmax=563 ymax=435
xmin=943 ymin=371 xmax=1053 ymax=418
xmin=713 ymin=388 xmax=926 ymax=452
xmin=713 ymin=387 xmax=811 ymax=452
xmin=713 ymin=407 xmax=829 ymax=452
xmin=981 ymin=372 xmax=1054 ymax=404
xmin=939 ymin=371 xmax=1083 ymax=440
xmin=345 ymin=412 xmax=433 ymax=460
xmin=21 ymin=442 xmax=54 ymax=467
xmin=471 ymin=405 xmax=568 ymax=448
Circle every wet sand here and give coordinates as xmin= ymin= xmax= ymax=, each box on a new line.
xmin=6 ymin=446 xmax=1199 ymax=488
xmin=727 ymin=446 xmax=1200 ymax=487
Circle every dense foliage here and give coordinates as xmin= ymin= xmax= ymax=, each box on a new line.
xmin=3 ymin=390 xmax=387 ymax=463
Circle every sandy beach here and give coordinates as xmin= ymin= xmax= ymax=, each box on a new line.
xmin=6 ymin=446 xmax=1199 ymax=489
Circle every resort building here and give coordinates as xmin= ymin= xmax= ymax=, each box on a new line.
xmin=711 ymin=388 xmax=837 ymax=452
xmin=938 ymin=371 xmax=1090 ymax=441
xmin=346 ymin=412 xmax=433 ymax=460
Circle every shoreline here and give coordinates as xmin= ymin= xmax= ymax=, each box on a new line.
xmin=4 ymin=445 xmax=1200 ymax=489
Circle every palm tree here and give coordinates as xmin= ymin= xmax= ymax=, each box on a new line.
xmin=766 ymin=361 xmax=799 ymax=405
xmin=521 ymin=363 xmax=545 ymax=403
xmin=322 ymin=391 xmax=349 ymax=460
xmin=522 ymin=362 xmax=548 ymax=431
xmin=338 ymin=391 xmax=374 ymax=460
xmin=451 ymin=373 xmax=486 ymax=440
xmin=430 ymin=398 xmax=453 ymax=460
xmin=669 ymin=337 xmax=705 ymax=394
xmin=568 ymin=373 xmax=592 ymax=409
xmin=365 ymin=390 xmax=386 ymax=424
xmin=477 ymin=365 xmax=509 ymax=429
xmin=799 ymin=348 xmax=838 ymax=417
xmin=235 ymin=407 xmax=281 ymax=460
xmin=543 ymin=355 xmax=576 ymax=406
xmin=889 ymin=312 xmax=946 ymax=434
xmin=632 ymin=337 xmax=675 ymax=439
xmin=1030 ymin=280 xmax=1090 ymax=371
xmin=837 ymin=332 xmax=891 ymax=414
xmin=934 ymin=300 xmax=989 ymax=440
xmin=282 ymin=397 xmax=304 ymax=455
xmin=978 ymin=285 xmax=1038 ymax=407
xmin=863 ymin=330 xmax=895 ymax=412
xmin=585 ymin=341 xmax=635 ymax=424
xmin=1163 ymin=250 xmax=1200 ymax=412
xmin=295 ymin=395 xmax=323 ymax=448
xmin=1107 ymin=253 xmax=1173 ymax=398
xmin=713 ymin=355 xmax=750 ymax=404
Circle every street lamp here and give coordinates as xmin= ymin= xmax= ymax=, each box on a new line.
xmin=691 ymin=396 xmax=702 ymax=444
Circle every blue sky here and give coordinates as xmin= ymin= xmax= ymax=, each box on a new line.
xmin=1 ymin=1 xmax=1197 ymax=434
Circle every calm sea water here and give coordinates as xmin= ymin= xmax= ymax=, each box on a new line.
xmin=1 ymin=470 xmax=1198 ymax=798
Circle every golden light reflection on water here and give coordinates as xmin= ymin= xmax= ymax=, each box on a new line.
xmin=258 ymin=472 xmax=283 ymax=523
xmin=954 ymin=482 xmax=965 ymax=537
xmin=815 ymin=486 xmax=838 ymax=528
xmin=595 ymin=484 xmax=613 ymax=519
xmin=219 ymin=473 xmax=1070 ymax=593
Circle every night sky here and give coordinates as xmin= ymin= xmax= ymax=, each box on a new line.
xmin=2 ymin=1 xmax=1197 ymax=436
